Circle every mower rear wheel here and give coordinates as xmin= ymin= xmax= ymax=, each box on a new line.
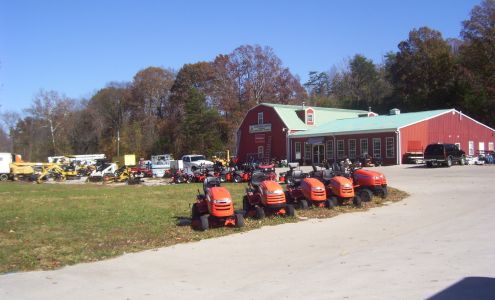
xmin=299 ymin=199 xmax=309 ymax=210
xmin=242 ymin=196 xmax=250 ymax=211
xmin=191 ymin=203 xmax=200 ymax=220
xmin=325 ymin=198 xmax=335 ymax=209
xmin=234 ymin=174 xmax=242 ymax=183
xmin=255 ymin=206 xmax=265 ymax=219
xmin=199 ymin=215 xmax=209 ymax=231
xmin=460 ymin=156 xmax=466 ymax=166
xmin=0 ymin=174 xmax=8 ymax=181
xmin=353 ymin=195 xmax=362 ymax=207
xmin=235 ymin=213 xmax=245 ymax=228
xmin=286 ymin=204 xmax=295 ymax=216
xmin=359 ymin=189 xmax=373 ymax=202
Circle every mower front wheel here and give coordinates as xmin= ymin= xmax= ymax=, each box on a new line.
xmin=325 ymin=198 xmax=335 ymax=209
xmin=353 ymin=195 xmax=362 ymax=208
xmin=286 ymin=204 xmax=295 ymax=217
xmin=378 ymin=187 xmax=388 ymax=199
xmin=299 ymin=199 xmax=309 ymax=210
xmin=329 ymin=196 xmax=339 ymax=207
xmin=359 ymin=188 xmax=373 ymax=202
xmin=235 ymin=213 xmax=245 ymax=228
xmin=199 ymin=215 xmax=209 ymax=231
xmin=255 ymin=206 xmax=265 ymax=219
xmin=0 ymin=174 xmax=8 ymax=181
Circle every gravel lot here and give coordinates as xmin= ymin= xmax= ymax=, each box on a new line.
xmin=1 ymin=164 xmax=494 ymax=300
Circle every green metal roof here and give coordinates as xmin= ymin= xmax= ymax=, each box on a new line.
xmin=291 ymin=109 xmax=453 ymax=137
xmin=260 ymin=103 xmax=368 ymax=130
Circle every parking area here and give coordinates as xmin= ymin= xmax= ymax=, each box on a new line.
xmin=1 ymin=164 xmax=494 ymax=299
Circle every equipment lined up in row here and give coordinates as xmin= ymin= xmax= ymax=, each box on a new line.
xmin=190 ymin=162 xmax=388 ymax=231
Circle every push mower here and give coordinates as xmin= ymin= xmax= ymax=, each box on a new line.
xmin=191 ymin=177 xmax=245 ymax=231
xmin=243 ymin=171 xmax=295 ymax=219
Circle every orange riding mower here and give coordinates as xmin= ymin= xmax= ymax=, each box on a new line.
xmin=349 ymin=167 xmax=388 ymax=202
xmin=310 ymin=166 xmax=362 ymax=208
xmin=284 ymin=169 xmax=330 ymax=209
xmin=242 ymin=171 xmax=295 ymax=219
xmin=191 ymin=177 xmax=245 ymax=231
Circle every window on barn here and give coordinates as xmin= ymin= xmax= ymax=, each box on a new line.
xmin=326 ymin=140 xmax=334 ymax=162
xmin=258 ymin=112 xmax=263 ymax=124
xmin=489 ymin=142 xmax=494 ymax=151
xmin=468 ymin=141 xmax=474 ymax=156
xmin=386 ymin=137 xmax=395 ymax=158
xmin=373 ymin=138 xmax=381 ymax=158
xmin=306 ymin=113 xmax=314 ymax=124
xmin=304 ymin=143 xmax=311 ymax=161
xmin=257 ymin=146 xmax=264 ymax=159
xmin=455 ymin=143 xmax=461 ymax=150
xmin=360 ymin=139 xmax=368 ymax=156
xmin=479 ymin=142 xmax=485 ymax=154
xmin=348 ymin=139 xmax=356 ymax=159
xmin=295 ymin=142 xmax=302 ymax=160
xmin=337 ymin=140 xmax=345 ymax=159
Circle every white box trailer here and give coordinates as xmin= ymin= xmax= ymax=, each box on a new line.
xmin=0 ymin=153 xmax=14 ymax=181
xmin=150 ymin=154 xmax=173 ymax=178
xmin=170 ymin=160 xmax=183 ymax=170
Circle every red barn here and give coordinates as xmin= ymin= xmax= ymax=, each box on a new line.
xmin=289 ymin=108 xmax=495 ymax=165
xmin=236 ymin=103 xmax=367 ymax=163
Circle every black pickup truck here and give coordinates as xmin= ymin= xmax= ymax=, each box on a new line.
xmin=424 ymin=143 xmax=466 ymax=167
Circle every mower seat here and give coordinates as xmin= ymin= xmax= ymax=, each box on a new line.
xmin=204 ymin=177 xmax=221 ymax=189
xmin=322 ymin=169 xmax=333 ymax=181
xmin=250 ymin=171 xmax=268 ymax=187
xmin=292 ymin=170 xmax=305 ymax=185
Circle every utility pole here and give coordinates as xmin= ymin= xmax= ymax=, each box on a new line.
xmin=117 ymin=129 xmax=120 ymax=158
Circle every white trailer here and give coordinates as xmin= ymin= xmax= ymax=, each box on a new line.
xmin=0 ymin=153 xmax=14 ymax=181
xmin=150 ymin=154 xmax=173 ymax=177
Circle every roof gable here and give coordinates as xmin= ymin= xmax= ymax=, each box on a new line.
xmin=259 ymin=103 xmax=367 ymax=130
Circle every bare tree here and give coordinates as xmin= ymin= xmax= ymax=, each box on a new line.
xmin=0 ymin=110 xmax=21 ymax=152
xmin=24 ymin=90 xmax=75 ymax=155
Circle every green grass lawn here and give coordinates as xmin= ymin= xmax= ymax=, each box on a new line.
xmin=0 ymin=181 xmax=407 ymax=273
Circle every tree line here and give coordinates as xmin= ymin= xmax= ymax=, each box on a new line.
xmin=1 ymin=0 xmax=494 ymax=161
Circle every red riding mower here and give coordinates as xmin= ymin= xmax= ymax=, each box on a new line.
xmin=191 ymin=177 xmax=245 ymax=231
xmin=350 ymin=166 xmax=388 ymax=202
xmin=226 ymin=163 xmax=255 ymax=183
xmin=257 ymin=163 xmax=277 ymax=181
xmin=285 ymin=169 xmax=329 ymax=209
xmin=311 ymin=164 xmax=362 ymax=208
xmin=243 ymin=171 xmax=295 ymax=219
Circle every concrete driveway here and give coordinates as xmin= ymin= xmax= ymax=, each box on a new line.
xmin=1 ymin=165 xmax=494 ymax=299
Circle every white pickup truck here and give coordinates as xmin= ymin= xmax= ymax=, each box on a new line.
xmin=181 ymin=154 xmax=213 ymax=174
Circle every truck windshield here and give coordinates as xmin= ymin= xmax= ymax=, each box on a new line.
xmin=190 ymin=156 xmax=206 ymax=161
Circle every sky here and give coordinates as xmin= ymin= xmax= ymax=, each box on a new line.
xmin=0 ymin=0 xmax=481 ymax=113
